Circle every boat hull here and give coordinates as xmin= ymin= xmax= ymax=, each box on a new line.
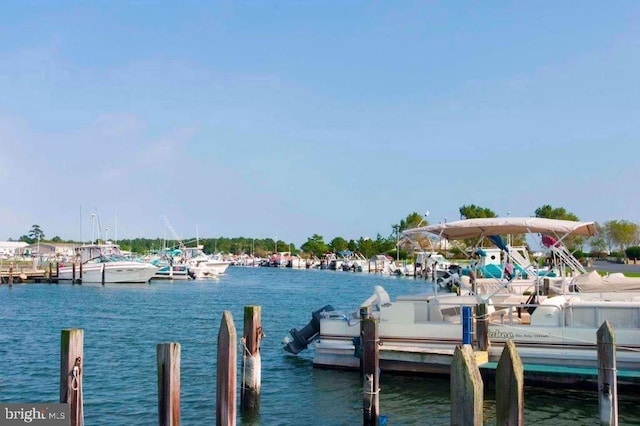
xmin=58 ymin=262 xmax=158 ymax=283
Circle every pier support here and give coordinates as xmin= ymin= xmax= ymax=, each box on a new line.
xmin=496 ymin=340 xmax=524 ymax=425
xmin=217 ymin=311 xmax=237 ymax=426
xmin=450 ymin=345 xmax=483 ymax=426
xmin=362 ymin=317 xmax=380 ymax=426
xmin=241 ymin=306 xmax=262 ymax=414
xmin=598 ymin=321 xmax=618 ymax=426
xmin=60 ymin=329 xmax=84 ymax=426
xmin=476 ymin=303 xmax=489 ymax=351
xmin=157 ymin=343 xmax=181 ymax=426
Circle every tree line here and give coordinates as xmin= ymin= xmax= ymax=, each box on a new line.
xmin=10 ymin=204 xmax=640 ymax=260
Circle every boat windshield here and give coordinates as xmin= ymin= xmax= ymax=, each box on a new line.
xmin=87 ymin=255 xmax=129 ymax=263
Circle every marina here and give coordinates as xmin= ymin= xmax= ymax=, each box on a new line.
xmin=1 ymin=267 xmax=640 ymax=424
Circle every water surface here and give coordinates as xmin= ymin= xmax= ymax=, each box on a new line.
xmin=1 ymin=267 xmax=639 ymax=425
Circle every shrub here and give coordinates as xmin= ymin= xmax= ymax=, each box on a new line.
xmin=625 ymin=246 xmax=640 ymax=260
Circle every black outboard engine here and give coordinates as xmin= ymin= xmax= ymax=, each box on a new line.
xmin=283 ymin=305 xmax=334 ymax=354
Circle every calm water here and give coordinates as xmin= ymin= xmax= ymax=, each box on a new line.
xmin=1 ymin=267 xmax=639 ymax=425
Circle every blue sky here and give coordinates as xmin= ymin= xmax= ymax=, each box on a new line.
xmin=1 ymin=1 xmax=639 ymax=246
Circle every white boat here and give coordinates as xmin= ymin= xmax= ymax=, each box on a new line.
xmin=182 ymin=246 xmax=230 ymax=278
xmin=283 ymin=218 xmax=640 ymax=383
xmin=404 ymin=217 xmax=598 ymax=295
xmin=414 ymin=251 xmax=457 ymax=279
xmin=284 ymin=285 xmax=640 ymax=382
xmin=58 ymin=245 xmax=158 ymax=284
xmin=152 ymin=264 xmax=192 ymax=280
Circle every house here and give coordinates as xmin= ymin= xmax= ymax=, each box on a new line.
xmin=0 ymin=241 xmax=28 ymax=259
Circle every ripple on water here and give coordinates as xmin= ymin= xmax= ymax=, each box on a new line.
xmin=1 ymin=268 xmax=638 ymax=425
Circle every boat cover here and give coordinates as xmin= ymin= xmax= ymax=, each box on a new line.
xmin=403 ymin=217 xmax=598 ymax=240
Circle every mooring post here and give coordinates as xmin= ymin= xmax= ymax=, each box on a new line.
xmin=241 ymin=306 xmax=262 ymax=413
xmin=101 ymin=263 xmax=106 ymax=286
xmin=450 ymin=345 xmax=483 ymax=426
xmin=157 ymin=342 xmax=181 ymax=426
xmin=359 ymin=306 xmax=371 ymax=371
xmin=79 ymin=262 xmax=83 ymax=283
xmin=496 ymin=340 xmax=524 ymax=425
xmin=217 ymin=311 xmax=237 ymax=426
xmin=362 ymin=317 xmax=379 ymax=426
xmin=72 ymin=262 xmax=76 ymax=284
xmin=8 ymin=263 xmax=13 ymax=286
xmin=598 ymin=321 xmax=618 ymax=426
xmin=60 ymin=329 xmax=84 ymax=426
xmin=56 ymin=262 xmax=60 ymax=284
xmin=476 ymin=303 xmax=489 ymax=351
xmin=48 ymin=263 xmax=53 ymax=284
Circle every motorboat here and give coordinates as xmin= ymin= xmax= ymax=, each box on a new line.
xmin=283 ymin=218 xmax=640 ymax=383
xmin=404 ymin=217 xmax=598 ymax=295
xmin=283 ymin=284 xmax=640 ymax=382
xmin=58 ymin=244 xmax=158 ymax=283
xmin=182 ymin=246 xmax=230 ymax=278
xmin=152 ymin=263 xmax=193 ymax=280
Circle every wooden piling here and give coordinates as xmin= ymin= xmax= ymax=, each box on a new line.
xmin=217 ymin=311 xmax=237 ymax=426
xmin=496 ymin=340 xmax=524 ymax=426
xmin=597 ymin=321 xmax=618 ymax=426
xmin=49 ymin=263 xmax=53 ymax=284
xmin=8 ymin=264 xmax=13 ymax=286
xmin=56 ymin=262 xmax=60 ymax=283
xmin=60 ymin=329 xmax=84 ymax=426
xmin=362 ymin=317 xmax=379 ymax=426
xmin=476 ymin=303 xmax=489 ymax=351
xmin=79 ymin=262 xmax=83 ymax=283
xmin=72 ymin=262 xmax=77 ymax=284
xmin=241 ymin=306 xmax=262 ymax=413
xmin=101 ymin=263 xmax=106 ymax=286
xmin=157 ymin=342 xmax=181 ymax=426
xmin=450 ymin=345 xmax=483 ymax=426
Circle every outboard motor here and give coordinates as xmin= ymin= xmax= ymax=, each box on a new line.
xmin=283 ymin=305 xmax=334 ymax=354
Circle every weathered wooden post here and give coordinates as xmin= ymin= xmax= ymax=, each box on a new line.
xmin=450 ymin=345 xmax=483 ymax=426
xmin=217 ymin=311 xmax=237 ymax=426
xmin=8 ymin=263 xmax=13 ymax=286
xmin=496 ymin=340 xmax=524 ymax=425
xmin=48 ymin=262 xmax=53 ymax=284
xmin=79 ymin=262 xmax=83 ymax=283
xmin=598 ymin=321 xmax=618 ymax=426
xmin=476 ymin=303 xmax=489 ymax=351
xmin=362 ymin=316 xmax=379 ymax=426
xmin=72 ymin=262 xmax=76 ymax=284
xmin=241 ymin=306 xmax=262 ymax=413
xmin=60 ymin=329 xmax=84 ymax=426
xmin=157 ymin=342 xmax=181 ymax=426
xmin=56 ymin=262 xmax=60 ymax=283
xmin=101 ymin=263 xmax=106 ymax=286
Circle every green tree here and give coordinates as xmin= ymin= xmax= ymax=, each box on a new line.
xmin=534 ymin=205 xmax=579 ymax=221
xmin=603 ymin=220 xmax=639 ymax=253
xmin=301 ymin=234 xmax=329 ymax=258
xmin=329 ymin=237 xmax=349 ymax=253
xmin=588 ymin=222 xmax=607 ymax=256
xmin=459 ymin=205 xmax=497 ymax=219
xmin=29 ymin=224 xmax=45 ymax=240
xmin=357 ymin=237 xmax=375 ymax=258
xmin=399 ymin=212 xmax=428 ymax=231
